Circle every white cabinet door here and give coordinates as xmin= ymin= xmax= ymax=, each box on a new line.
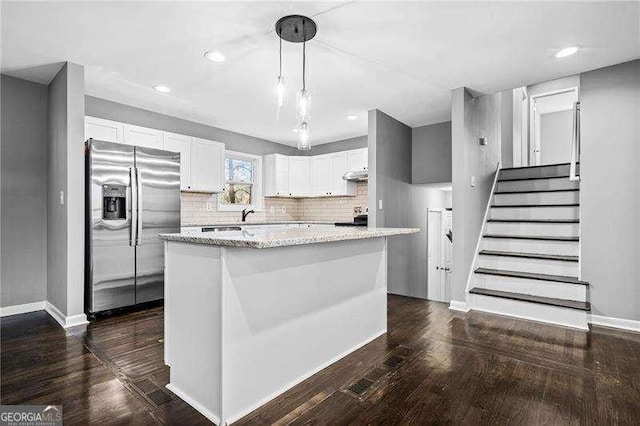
xmin=163 ymin=132 xmax=191 ymax=191
xmin=264 ymin=154 xmax=290 ymax=196
xmin=288 ymin=157 xmax=310 ymax=196
xmin=347 ymin=148 xmax=368 ymax=171
xmin=85 ymin=116 xmax=124 ymax=144
xmin=311 ymin=155 xmax=332 ymax=196
xmin=330 ymin=152 xmax=355 ymax=196
xmin=124 ymin=124 xmax=163 ymax=149
xmin=190 ymin=137 xmax=225 ymax=193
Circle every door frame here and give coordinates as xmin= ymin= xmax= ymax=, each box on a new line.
xmin=528 ymin=86 xmax=579 ymax=166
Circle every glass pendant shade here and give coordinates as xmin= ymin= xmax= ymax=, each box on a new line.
xmin=276 ymin=76 xmax=286 ymax=107
xmin=296 ymin=90 xmax=312 ymax=122
xmin=297 ymin=122 xmax=311 ymax=151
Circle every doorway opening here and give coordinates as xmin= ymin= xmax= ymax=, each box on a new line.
xmin=427 ymin=208 xmax=452 ymax=303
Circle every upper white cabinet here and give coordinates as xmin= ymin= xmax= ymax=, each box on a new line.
xmin=84 ymin=117 xmax=225 ymax=193
xmin=264 ymin=149 xmax=364 ymax=198
xmin=163 ymin=132 xmax=191 ymax=191
xmin=311 ymin=155 xmax=332 ymax=196
xmin=85 ymin=116 xmax=124 ymax=144
xmin=124 ymin=124 xmax=163 ymax=149
xmin=288 ymin=157 xmax=311 ymax=197
xmin=347 ymin=148 xmax=368 ymax=171
xmin=191 ymin=138 xmax=225 ymax=193
xmin=264 ymin=154 xmax=289 ymax=196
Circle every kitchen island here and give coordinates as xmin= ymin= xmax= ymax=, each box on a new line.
xmin=160 ymin=227 xmax=419 ymax=425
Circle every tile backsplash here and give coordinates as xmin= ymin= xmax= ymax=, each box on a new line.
xmin=181 ymin=182 xmax=368 ymax=225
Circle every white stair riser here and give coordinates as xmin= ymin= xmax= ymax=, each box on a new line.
xmin=468 ymin=293 xmax=588 ymax=330
xmin=477 ymin=255 xmax=579 ymax=277
xmin=490 ymin=206 xmax=579 ymax=221
xmin=493 ymin=191 xmax=579 ymax=206
xmin=473 ymin=274 xmax=586 ymax=301
xmin=499 ymin=164 xmax=574 ymax=180
xmin=485 ymin=222 xmax=579 ymax=237
xmin=482 ymin=238 xmax=579 ymax=256
xmin=496 ymin=178 xmax=579 ymax=193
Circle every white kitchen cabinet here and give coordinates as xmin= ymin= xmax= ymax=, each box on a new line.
xmin=124 ymin=124 xmax=163 ymax=149
xmin=190 ymin=138 xmax=225 ymax=193
xmin=288 ymin=157 xmax=311 ymax=197
xmin=264 ymin=154 xmax=290 ymax=196
xmin=85 ymin=116 xmax=124 ymax=144
xmin=347 ymin=148 xmax=368 ymax=171
xmin=330 ymin=152 xmax=355 ymax=196
xmin=163 ymin=132 xmax=192 ymax=191
xmin=311 ymin=154 xmax=332 ymax=196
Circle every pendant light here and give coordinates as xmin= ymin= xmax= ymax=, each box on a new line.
xmin=275 ymin=15 xmax=317 ymax=150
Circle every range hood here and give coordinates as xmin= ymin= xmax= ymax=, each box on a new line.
xmin=342 ymin=169 xmax=368 ymax=181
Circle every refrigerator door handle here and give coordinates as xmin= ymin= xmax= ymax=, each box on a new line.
xmin=130 ymin=167 xmax=137 ymax=246
xmin=136 ymin=167 xmax=143 ymax=246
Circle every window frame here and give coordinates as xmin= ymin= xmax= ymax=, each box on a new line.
xmin=217 ymin=150 xmax=263 ymax=212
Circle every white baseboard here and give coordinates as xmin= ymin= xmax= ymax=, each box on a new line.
xmin=166 ymin=383 xmax=221 ymax=425
xmin=45 ymin=302 xmax=89 ymax=329
xmin=449 ymin=300 xmax=470 ymax=312
xmin=589 ymin=314 xmax=640 ymax=333
xmin=0 ymin=301 xmax=46 ymax=317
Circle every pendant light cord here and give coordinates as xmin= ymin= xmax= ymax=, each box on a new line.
xmin=302 ymin=20 xmax=306 ymax=91
xmin=278 ymin=28 xmax=283 ymax=78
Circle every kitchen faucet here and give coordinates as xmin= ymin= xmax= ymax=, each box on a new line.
xmin=241 ymin=208 xmax=255 ymax=222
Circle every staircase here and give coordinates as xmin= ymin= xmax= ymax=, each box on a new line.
xmin=467 ymin=163 xmax=590 ymax=330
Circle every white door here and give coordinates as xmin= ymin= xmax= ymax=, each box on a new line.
xmin=530 ymin=89 xmax=578 ymax=166
xmin=427 ymin=210 xmax=452 ymax=302
xmin=190 ymin=138 xmax=225 ymax=193
xmin=163 ymin=132 xmax=191 ymax=191
xmin=85 ymin=116 xmax=124 ymax=144
xmin=123 ymin=124 xmax=163 ymax=149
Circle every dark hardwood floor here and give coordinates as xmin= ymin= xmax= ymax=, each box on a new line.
xmin=2 ymin=295 xmax=639 ymax=425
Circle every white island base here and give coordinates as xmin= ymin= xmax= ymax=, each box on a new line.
xmin=164 ymin=237 xmax=388 ymax=425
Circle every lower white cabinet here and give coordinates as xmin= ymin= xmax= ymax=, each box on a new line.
xmin=191 ymin=138 xmax=225 ymax=193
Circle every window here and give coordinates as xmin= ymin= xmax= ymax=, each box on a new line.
xmin=218 ymin=151 xmax=262 ymax=211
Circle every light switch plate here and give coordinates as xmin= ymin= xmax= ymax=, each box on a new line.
xmin=270 ymin=205 xmax=275 ymax=214
xmin=378 ymin=199 xmax=383 ymax=210
xmin=59 ymin=190 xmax=65 ymax=205
xmin=470 ymin=176 xmax=477 ymax=187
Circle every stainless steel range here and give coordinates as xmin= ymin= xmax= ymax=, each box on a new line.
xmin=85 ymin=139 xmax=180 ymax=315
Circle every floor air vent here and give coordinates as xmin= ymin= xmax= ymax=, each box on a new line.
xmin=347 ymin=378 xmax=374 ymax=395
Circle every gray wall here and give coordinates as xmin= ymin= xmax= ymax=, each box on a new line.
xmin=302 ymin=135 xmax=367 ymax=156
xmin=500 ymin=91 xmax=514 ymax=168
xmin=86 ymin=96 xmax=298 ymax=157
xmin=580 ymin=59 xmax=640 ymax=321
xmin=412 ymin=121 xmax=452 ymax=184
xmin=451 ymin=88 xmax=502 ymax=302
xmin=1 ymin=75 xmax=48 ymax=307
xmin=47 ymin=63 xmax=85 ymax=316
xmin=368 ymin=109 xmax=416 ymax=297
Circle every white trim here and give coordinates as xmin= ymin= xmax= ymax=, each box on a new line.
xmin=464 ymin=161 xmax=501 ymax=294
xmin=166 ymin=384 xmax=222 ymax=425
xmin=0 ymin=301 xmax=46 ymax=317
xmin=45 ymin=302 xmax=89 ymax=329
xmin=589 ymin=314 xmax=640 ymax=333
xmin=223 ymin=329 xmax=386 ymax=425
xmin=217 ymin=150 xmax=263 ymax=212
xmin=449 ymin=300 xmax=470 ymax=313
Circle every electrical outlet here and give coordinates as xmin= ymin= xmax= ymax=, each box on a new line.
xmin=59 ymin=190 xmax=65 ymax=205
xmin=205 ymin=202 xmax=213 ymax=211
xmin=470 ymin=176 xmax=477 ymax=187
xmin=281 ymin=206 xmax=286 ymax=214
xmin=378 ymin=199 xmax=383 ymax=210
xmin=270 ymin=205 xmax=275 ymax=214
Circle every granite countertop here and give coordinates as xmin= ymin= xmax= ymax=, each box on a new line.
xmin=160 ymin=227 xmax=420 ymax=249
xmin=182 ymin=221 xmax=337 ymax=227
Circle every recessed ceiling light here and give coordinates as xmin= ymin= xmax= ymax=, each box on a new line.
xmin=555 ymin=46 xmax=580 ymax=58
xmin=204 ymin=51 xmax=226 ymax=62
xmin=153 ymin=85 xmax=171 ymax=93
xmin=292 ymin=128 xmax=300 ymax=133
xmin=346 ymin=114 xmax=358 ymax=120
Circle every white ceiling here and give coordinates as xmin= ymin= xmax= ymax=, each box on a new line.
xmin=2 ymin=2 xmax=639 ymax=146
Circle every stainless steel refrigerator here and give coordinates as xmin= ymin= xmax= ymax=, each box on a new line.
xmin=85 ymin=139 xmax=180 ymax=315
